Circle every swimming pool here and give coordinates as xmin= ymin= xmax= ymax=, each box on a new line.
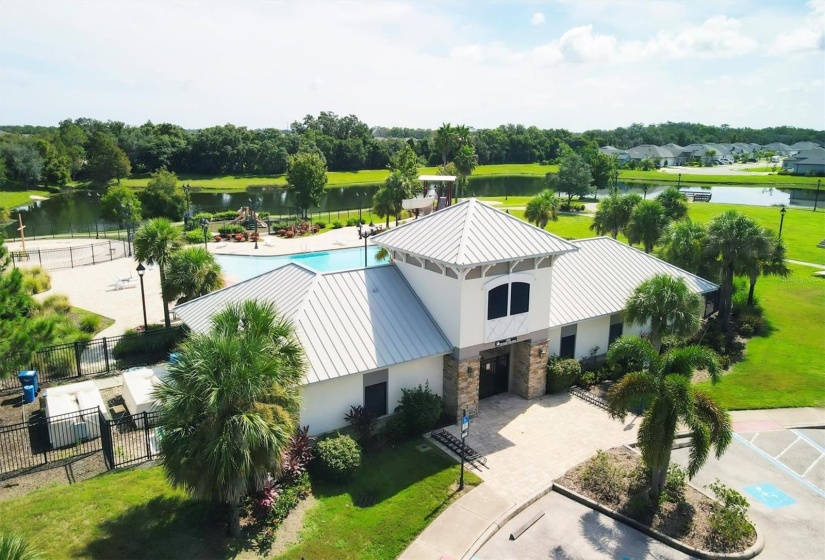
xmin=216 ymin=246 xmax=384 ymax=281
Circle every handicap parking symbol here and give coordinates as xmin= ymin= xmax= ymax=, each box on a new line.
xmin=744 ymin=482 xmax=796 ymax=509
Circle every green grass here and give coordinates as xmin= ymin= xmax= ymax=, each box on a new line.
xmin=0 ymin=188 xmax=52 ymax=209
xmin=274 ymin=439 xmax=481 ymax=560
xmin=619 ymin=169 xmax=822 ymax=187
xmin=742 ymin=167 xmax=777 ymax=173
xmin=510 ymin=209 xmax=604 ymax=240
xmin=0 ymin=438 xmax=479 ymax=560
xmin=697 ymin=265 xmax=825 ymax=409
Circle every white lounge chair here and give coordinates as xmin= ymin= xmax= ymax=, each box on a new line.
xmin=113 ymin=274 xmax=138 ymax=290
xmin=263 ymin=236 xmax=276 ymax=247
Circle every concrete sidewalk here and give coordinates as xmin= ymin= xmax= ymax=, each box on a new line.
xmin=729 ymin=407 xmax=825 ymax=431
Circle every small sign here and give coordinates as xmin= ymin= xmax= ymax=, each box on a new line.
xmin=461 ymin=415 xmax=469 ymax=439
xmin=495 ymin=337 xmax=517 ymax=347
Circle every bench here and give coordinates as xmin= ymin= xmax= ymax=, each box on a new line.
xmin=568 ymin=386 xmax=609 ymax=411
xmin=430 ymin=429 xmax=487 ymax=467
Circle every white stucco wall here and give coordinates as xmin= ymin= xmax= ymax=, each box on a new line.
xmin=394 ymin=260 xmax=461 ymax=346
xmin=548 ymin=316 xmax=650 ymax=359
xmin=299 ymin=354 xmax=445 ymax=436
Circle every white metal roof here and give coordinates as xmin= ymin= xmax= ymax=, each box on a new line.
xmin=418 ymin=175 xmax=456 ymax=181
xmin=174 ymin=263 xmax=452 ymax=384
xmin=374 ymin=198 xmax=578 ymax=267
xmin=548 ymin=237 xmax=718 ymax=328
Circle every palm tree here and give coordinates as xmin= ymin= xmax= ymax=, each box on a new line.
xmin=737 ymin=229 xmax=790 ymax=306
xmin=656 ymin=188 xmax=689 ymax=221
xmin=704 ymin=148 xmax=717 ymax=165
xmin=434 ymin=123 xmax=456 ymax=167
xmin=0 ymin=533 xmax=45 ymax=560
xmin=453 ymin=143 xmax=478 ymax=198
xmin=657 ymin=219 xmax=716 ymax=278
xmin=626 ymin=200 xmax=668 ymax=253
xmin=606 ymin=336 xmax=731 ymax=497
xmin=625 ymin=274 xmax=702 ymax=353
xmin=453 ymin=124 xmax=471 ymax=149
xmin=155 ymin=300 xmax=306 ymax=537
xmin=524 ymin=190 xmax=559 ymax=229
xmin=133 ymin=218 xmax=180 ymax=328
xmin=705 ymin=211 xmax=766 ymax=331
xmin=372 ymin=183 xmax=396 ymax=229
xmin=162 ymin=247 xmax=225 ymax=304
xmin=590 ymin=193 xmax=638 ymax=239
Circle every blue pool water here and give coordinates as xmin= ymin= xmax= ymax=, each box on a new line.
xmin=216 ymin=246 xmax=383 ymax=281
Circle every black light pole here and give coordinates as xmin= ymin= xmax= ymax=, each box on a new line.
xmin=249 ymin=196 xmax=262 ymax=249
xmin=183 ymin=184 xmax=192 ymax=230
xmin=677 ymin=173 xmax=682 ymax=189
xmin=814 ymin=179 xmax=821 ymax=212
xmin=779 ymin=206 xmax=787 ymax=238
xmin=200 ymin=217 xmax=210 ymax=251
xmin=136 ymin=263 xmax=148 ymax=331
xmin=89 ymin=192 xmax=100 ymax=239
xmin=358 ymin=223 xmax=377 ymax=267
xmin=643 ymin=185 xmax=649 ymax=199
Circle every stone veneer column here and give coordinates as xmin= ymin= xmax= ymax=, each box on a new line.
xmin=442 ymin=355 xmax=480 ymax=421
xmin=512 ymin=340 xmax=548 ymax=400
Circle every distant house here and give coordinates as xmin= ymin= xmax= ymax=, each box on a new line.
xmin=682 ymin=143 xmax=724 ymax=164
xmin=598 ymin=145 xmax=631 ymax=165
xmin=782 ymin=148 xmax=825 ymax=176
xmin=761 ymin=142 xmax=792 ymax=156
xmin=791 ymin=141 xmax=821 ymax=151
xmin=627 ymin=144 xmax=679 ymax=166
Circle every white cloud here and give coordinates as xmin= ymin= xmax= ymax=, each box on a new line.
xmin=531 ymin=12 xmax=545 ymax=26
xmin=771 ymin=0 xmax=825 ymax=54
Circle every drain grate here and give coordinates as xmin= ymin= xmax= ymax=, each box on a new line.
xmin=355 ymin=494 xmax=377 ymax=507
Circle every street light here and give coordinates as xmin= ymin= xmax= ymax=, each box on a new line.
xmin=677 ymin=173 xmax=682 ymax=189
xmin=779 ymin=206 xmax=787 ymax=238
xmin=248 ymin=196 xmax=262 ymax=250
xmin=814 ymin=179 xmax=821 ymax=213
xmin=358 ymin=223 xmax=377 ymax=268
xmin=200 ymin=217 xmax=210 ymax=251
xmin=136 ymin=263 xmax=148 ymax=331
xmin=643 ymin=185 xmax=649 ymax=199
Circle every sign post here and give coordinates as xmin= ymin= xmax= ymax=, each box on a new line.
xmin=459 ymin=409 xmax=469 ymax=491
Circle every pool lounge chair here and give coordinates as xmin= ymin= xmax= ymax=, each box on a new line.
xmin=263 ymin=236 xmax=277 ymax=247
xmin=113 ymin=274 xmax=138 ymax=290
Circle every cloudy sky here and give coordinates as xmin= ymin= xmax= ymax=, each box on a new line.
xmin=1 ymin=0 xmax=823 ymax=131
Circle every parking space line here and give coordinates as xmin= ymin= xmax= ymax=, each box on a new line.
xmin=750 ymin=433 xmax=759 ymax=444
xmin=733 ymin=433 xmax=825 ymax=498
xmin=802 ymin=454 xmax=824 ymax=478
xmin=775 ymin=436 xmax=801 ymax=460
xmin=792 ymin=429 xmax=825 ymax=455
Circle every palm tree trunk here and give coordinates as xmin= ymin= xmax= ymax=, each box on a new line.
xmin=649 ymin=447 xmax=673 ymax=497
xmin=159 ymin=266 xmax=171 ymax=328
xmin=227 ymin=499 xmax=241 ymax=537
xmin=386 ymin=215 xmax=390 ymax=228
xmin=747 ymin=273 xmax=757 ymax=306
xmin=720 ymin=262 xmax=735 ymax=332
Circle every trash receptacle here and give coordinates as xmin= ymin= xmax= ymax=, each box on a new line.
xmin=22 ymin=385 xmax=35 ymax=404
xmin=169 ymin=353 xmax=181 ymax=365
xmin=18 ymin=370 xmax=38 ymax=394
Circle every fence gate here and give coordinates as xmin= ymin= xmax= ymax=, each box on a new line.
xmin=100 ymin=411 xmax=160 ymax=470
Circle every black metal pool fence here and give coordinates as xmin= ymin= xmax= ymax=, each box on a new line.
xmin=7 ymin=239 xmax=130 ymax=270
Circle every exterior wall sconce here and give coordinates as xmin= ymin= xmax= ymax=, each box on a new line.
xmin=538 ymin=348 xmax=546 ymax=357
xmin=466 ymin=366 xmax=474 ymax=376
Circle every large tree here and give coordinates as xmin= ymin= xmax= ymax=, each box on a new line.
xmin=100 ymin=185 xmax=142 ymax=224
xmin=155 ymin=300 xmax=305 ymax=537
xmin=133 ymin=218 xmax=180 ymax=328
xmin=85 ymin=131 xmax=131 ymax=185
xmin=373 ymin=170 xmax=416 ymax=227
xmin=590 ymin=193 xmax=640 ymax=239
xmin=453 ymin=143 xmax=478 ymax=198
xmin=0 ymin=238 xmax=56 ymax=377
xmin=553 ymin=152 xmax=593 ymax=204
xmin=706 ymin=211 xmax=768 ymax=332
xmin=434 ymin=123 xmax=457 ymax=167
xmin=286 ymin=152 xmax=327 ymax=218
xmin=388 ymin=144 xmax=420 ymax=184
xmin=625 ymin=273 xmax=702 ymax=353
xmin=588 ymin=151 xmax=619 ymax=193
xmin=139 ymin=167 xmax=186 ymax=219
xmin=606 ymin=337 xmax=731 ymax=497
xmin=656 ymin=188 xmax=689 ymax=221
xmin=657 ymin=219 xmax=715 ymax=278
xmin=737 ymin=229 xmax=790 ymax=306
xmin=162 ymin=247 xmax=225 ymax=304
xmin=626 ymin=199 xmax=668 ymax=253
xmin=524 ymin=190 xmax=559 ymax=229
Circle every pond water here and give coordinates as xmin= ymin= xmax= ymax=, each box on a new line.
xmin=216 ymin=246 xmax=384 ymax=280
xmin=3 ymin=176 xmax=818 ymax=238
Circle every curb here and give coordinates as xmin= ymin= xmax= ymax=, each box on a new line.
xmin=553 ymin=483 xmax=764 ymax=560
xmin=460 ymin=482 xmax=555 ymax=560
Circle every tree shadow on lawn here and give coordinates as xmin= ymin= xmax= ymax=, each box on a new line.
xmin=81 ymin=496 xmax=241 ymax=560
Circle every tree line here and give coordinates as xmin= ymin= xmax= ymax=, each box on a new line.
xmin=2 ymin=114 xmax=822 ymax=188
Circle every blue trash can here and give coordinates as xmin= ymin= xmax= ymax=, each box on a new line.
xmin=18 ymin=370 xmax=38 ymax=394
xmin=22 ymin=385 xmax=35 ymax=404
xmin=169 ymin=352 xmax=181 ymax=365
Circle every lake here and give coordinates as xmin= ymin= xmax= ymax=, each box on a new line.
xmin=3 ymin=176 xmax=819 ymax=238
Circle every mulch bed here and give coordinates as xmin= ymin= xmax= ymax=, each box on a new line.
xmin=556 ymin=446 xmax=756 ymax=554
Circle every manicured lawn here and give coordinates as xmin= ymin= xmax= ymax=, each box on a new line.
xmin=742 ymin=167 xmax=777 ymax=173
xmin=510 ymin=209 xmax=600 ymax=240
xmin=0 ymin=438 xmax=479 ymax=560
xmin=697 ymin=264 xmax=825 ymax=410
xmin=0 ymin=188 xmax=52 ymax=209
xmin=275 ymin=439 xmax=480 ymax=560
xmin=619 ymin=169 xmax=822 ymax=188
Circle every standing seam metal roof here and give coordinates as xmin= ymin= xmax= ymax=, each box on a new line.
xmin=173 ymin=263 xmax=452 ymax=384
xmin=548 ymin=237 xmax=719 ymax=328
xmin=373 ymin=198 xmax=578 ymax=267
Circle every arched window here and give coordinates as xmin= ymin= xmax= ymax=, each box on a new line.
xmin=487 ymin=284 xmax=509 ymax=320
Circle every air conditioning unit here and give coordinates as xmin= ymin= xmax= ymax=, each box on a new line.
xmin=73 ymin=420 xmax=89 ymax=442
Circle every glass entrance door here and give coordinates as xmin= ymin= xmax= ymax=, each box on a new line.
xmin=479 ymin=353 xmax=510 ymax=399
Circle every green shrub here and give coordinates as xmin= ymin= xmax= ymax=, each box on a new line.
xmin=78 ymin=313 xmax=101 ymax=334
xmin=345 ymin=217 xmax=361 ymax=227
xmin=662 ymin=464 xmax=687 ymax=504
xmin=217 ymin=224 xmax=245 ymax=236
xmin=332 ymin=221 xmax=343 ymax=229
xmin=578 ymin=371 xmax=598 ymax=388
xmin=546 ymin=356 xmax=581 ymax=393
xmin=398 ymin=382 xmax=442 ymax=435
xmin=344 ymin=405 xmax=376 ymax=446
xmin=380 ymin=415 xmax=408 ymax=444
xmin=314 ymin=221 xmax=326 ymax=229
xmin=21 ymin=267 xmax=51 ymax=294
xmin=112 ymin=324 xmax=185 ymax=367
xmin=258 ymin=211 xmax=270 ymax=219
xmin=42 ymin=294 xmax=70 ymax=313
xmin=579 ymin=450 xmax=626 ymax=505
xmin=315 ymin=434 xmax=361 ymax=482
xmin=706 ymin=480 xmax=755 ymax=552
xmin=35 ymin=350 xmax=77 ymax=379
xmin=212 ymin=210 xmax=238 ymax=220
xmin=183 ymin=229 xmax=208 ymax=244
xmin=193 ymin=211 xmax=213 ymax=221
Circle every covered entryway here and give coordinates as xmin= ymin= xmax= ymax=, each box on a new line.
xmin=479 ymin=350 xmax=509 ymax=399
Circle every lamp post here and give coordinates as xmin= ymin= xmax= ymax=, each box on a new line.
xmin=779 ymin=206 xmax=787 ymax=238
xmin=677 ymin=173 xmax=682 ymax=189
xmin=358 ymin=223 xmax=377 ymax=268
xmin=814 ymin=179 xmax=821 ymax=213
xmin=136 ymin=263 xmax=148 ymax=331
xmin=643 ymin=185 xmax=649 ymax=199
xmin=200 ymin=217 xmax=210 ymax=251
xmin=248 ymin=195 xmax=262 ymax=249
xmin=183 ymin=184 xmax=192 ymax=230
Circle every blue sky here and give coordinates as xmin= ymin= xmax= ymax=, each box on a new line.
xmin=1 ymin=0 xmax=823 ymax=131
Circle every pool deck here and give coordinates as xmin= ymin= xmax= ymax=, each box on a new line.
xmin=208 ymin=224 xmax=374 ymax=256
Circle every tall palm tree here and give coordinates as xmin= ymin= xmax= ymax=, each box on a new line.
xmin=737 ymin=229 xmax=790 ymax=306
xmin=706 ymin=211 xmax=766 ymax=331
xmin=133 ymin=218 xmax=180 ymax=328
xmin=606 ymin=336 xmax=731 ymax=497
xmin=372 ymin=183 xmax=396 ymax=229
xmin=155 ymin=300 xmax=306 ymax=537
xmin=657 ymin=219 xmax=716 ymax=279
xmin=625 ymin=274 xmax=702 ymax=353
xmin=704 ymin=148 xmax=717 ymax=165
xmin=656 ymin=188 xmax=689 ymax=221
xmin=162 ymin=247 xmax=225 ymax=304
xmin=453 ymin=143 xmax=478 ymax=198
xmin=590 ymin=193 xmax=638 ymax=239
xmin=524 ymin=190 xmax=559 ymax=229
xmin=434 ymin=123 xmax=456 ymax=167
xmin=626 ymin=199 xmax=668 ymax=253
